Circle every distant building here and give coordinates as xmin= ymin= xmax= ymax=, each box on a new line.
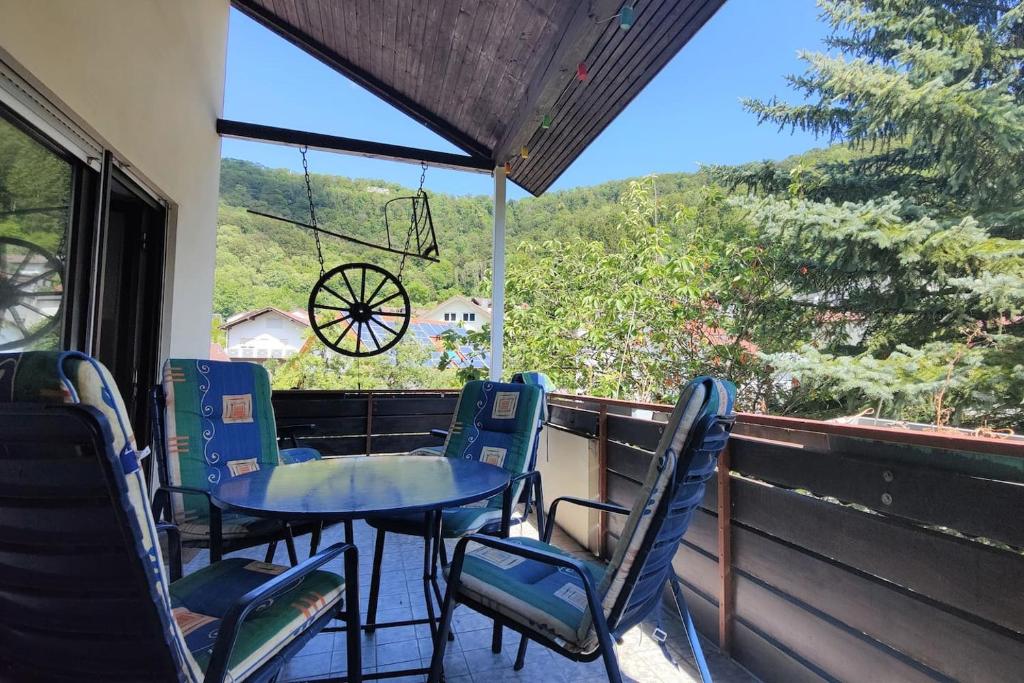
xmin=221 ymin=307 xmax=309 ymax=361
xmin=421 ymin=296 xmax=491 ymax=331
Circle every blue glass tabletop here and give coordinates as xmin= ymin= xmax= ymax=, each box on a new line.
xmin=209 ymin=455 xmax=511 ymax=521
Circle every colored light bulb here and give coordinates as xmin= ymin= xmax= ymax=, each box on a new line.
xmin=541 ymin=114 xmax=552 ymax=129
xmin=619 ymin=6 xmax=635 ymax=29
xmin=520 ymin=146 xmax=530 ymax=159
xmin=577 ymin=62 xmax=588 ymax=82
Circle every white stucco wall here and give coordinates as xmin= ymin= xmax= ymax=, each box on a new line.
xmin=424 ymin=299 xmax=490 ymax=331
xmin=225 ymin=314 xmax=308 ymax=359
xmin=0 ymin=0 xmax=229 ymax=359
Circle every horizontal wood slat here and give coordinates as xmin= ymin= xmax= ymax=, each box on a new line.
xmin=606 ymin=414 xmax=663 ymax=451
xmin=731 ymin=477 xmax=1024 ymax=635
xmin=731 ymin=435 xmax=1024 ymax=547
xmin=676 ymin=543 xmax=943 ymax=683
xmin=731 ymin=521 xmax=1024 ymax=682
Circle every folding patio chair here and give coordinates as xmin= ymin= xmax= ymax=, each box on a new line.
xmin=363 ymin=378 xmax=545 ymax=633
xmin=0 ymin=351 xmax=358 ymax=682
xmin=151 ymin=358 xmax=326 ymax=564
xmin=428 ymin=376 xmax=735 ymax=683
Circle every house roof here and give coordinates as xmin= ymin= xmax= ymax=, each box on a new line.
xmin=231 ymin=0 xmax=724 ymax=196
xmin=222 ymin=307 xmax=310 ymax=329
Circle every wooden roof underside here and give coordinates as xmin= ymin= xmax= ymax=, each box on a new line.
xmin=233 ymin=0 xmax=724 ymax=196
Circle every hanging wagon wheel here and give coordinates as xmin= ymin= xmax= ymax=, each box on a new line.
xmin=0 ymin=237 xmax=64 ymax=351
xmin=308 ymin=262 xmax=411 ymax=358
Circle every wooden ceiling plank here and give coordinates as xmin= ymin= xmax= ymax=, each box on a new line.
xmin=486 ymin=4 xmax=566 ymax=148
xmin=511 ymin=0 xmax=672 ymax=180
xmin=437 ymin=1 xmax=499 ymax=146
xmin=412 ymin=0 xmax=453 ymax=107
xmin=231 ymin=0 xmax=491 ymax=159
xmin=522 ymin=0 xmax=723 ymax=192
xmin=454 ymin=0 xmax=522 ymax=140
xmin=380 ymin=0 xmax=400 ymax=85
xmin=494 ymin=0 xmax=622 ymax=163
xmin=426 ymin=0 xmax=471 ymax=118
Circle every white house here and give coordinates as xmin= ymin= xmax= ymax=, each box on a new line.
xmin=221 ymin=307 xmax=309 ymax=361
xmin=421 ymin=296 xmax=491 ymax=331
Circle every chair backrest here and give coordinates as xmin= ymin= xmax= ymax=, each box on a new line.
xmin=511 ymin=370 xmax=553 ymax=471
xmin=575 ymin=376 xmax=735 ymax=644
xmin=0 ymin=352 xmax=201 ymax=681
xmin=160 ymin=358 xmax=285 ymax=524
xmin=441 ymin=379 xmax=544 ymax=509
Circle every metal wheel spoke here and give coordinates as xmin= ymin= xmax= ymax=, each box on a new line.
xmin=317 ymin=314 xmax=351 ymax=331
xmin=366 ymin=321 xmax=382 ymax=350
xmin=370 ymin=291 xmax=403 ymax=309
xmin=364 ymin=277 xmax=388 ymax=309
xmin=14 ymin=268 xmax=60 ymax=289
xmin=355 ymin=322 xmax=363 ymax=354
xmin=16 ymin=301 xmax=46 ymax=317
xmin=372 ymin=309 xmax=407 ymax=317
xmin=314 ymin=303 xmax=348 ymax=312
xmin=321 ymin=284 xmax=353 ymax=307
xmin=340 ymin=269 xmax=359 ymax=303
xmin=9 ymin=307 xmax=29 ymax=335
xmin=333 ymin=318 xmax=355 ymax=348
xmin=372 ymin=317 xmax=399 ymax=336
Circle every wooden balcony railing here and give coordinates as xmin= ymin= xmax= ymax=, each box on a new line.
xmin=272 ymin=388 xmax=1024 ymax=682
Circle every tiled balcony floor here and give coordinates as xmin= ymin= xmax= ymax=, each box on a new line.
xmin=182 ymin=519 xmax=753 ymax=683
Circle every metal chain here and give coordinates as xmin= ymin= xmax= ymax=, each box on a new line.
xmin=398 ymin=162 xmax=428 ymax=280
xmin=301 ymin=146 xmax=326 ymax=276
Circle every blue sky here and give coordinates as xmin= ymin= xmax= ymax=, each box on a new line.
xmin=222 ymin=0 xmax=829 ymax=199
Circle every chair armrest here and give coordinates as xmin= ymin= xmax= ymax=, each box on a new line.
xmin=545 ymin=496 xmax=629 ymax=543
xmin=155 ymin=523 xmax=183 ymax=582
xmin=204 ymin=541 xmax=357 ymax=683
xmin=429 ymin=428 xmax=449 ymax=440
xmin=446 ymin=534 xmax=609 ymax=639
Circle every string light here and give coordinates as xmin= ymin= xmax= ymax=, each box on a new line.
xmin=619 ymin=5 xmax=635 ymax=29
xmin=520 ymin=146 xmax=530 ymax=159
xmin=503 ymin=161 xmax=512 ymax=174
xmin=541 ymin=114 xmax=552 ymax=129
xmin=577 ymin=62 xmax=589 ymax=81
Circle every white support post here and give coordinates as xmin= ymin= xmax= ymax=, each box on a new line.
xmin=490 ymin=165 xmax=507 ymax=381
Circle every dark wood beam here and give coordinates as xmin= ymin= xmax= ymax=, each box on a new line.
xmin=231 ymin=0 xmax=493 ymax=162
xmin=493 ymin=0 xmax=621 ymax=164
xmin=216 ymin=119 xmax=493 ymax=173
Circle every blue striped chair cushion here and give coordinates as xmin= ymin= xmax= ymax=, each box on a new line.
xmin=170 ymin=558 xmax=344 ymax=680
xmin=452 ymin=537 xmax=606 ymax=651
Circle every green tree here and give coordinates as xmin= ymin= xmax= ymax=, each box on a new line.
xmin=716 ymin=0 xmax=1024 ymax=428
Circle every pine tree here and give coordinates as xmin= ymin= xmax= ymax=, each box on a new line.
xmin=717 ymin=1 xmax=1024 ymax=428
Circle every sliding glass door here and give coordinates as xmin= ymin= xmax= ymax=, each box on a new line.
xmin=0 ymin=103 xmax=166 ymax=440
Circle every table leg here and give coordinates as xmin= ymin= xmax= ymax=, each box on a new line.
xmin=209 ymin=505 xmax=223 ymax=564
xmin=422 ymin=510 xmax=440 ymax=641
xmin=344 ymin=518 xmax=354 ymax=545
xmin=344 ymin=540 xmax=362 ymax=683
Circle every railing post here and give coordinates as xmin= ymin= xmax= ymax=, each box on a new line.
xmin=717 ymin=442 xmax=733 ymax=654
xmin=598 ymin=403 xmax=608 ymax=558
xmin=366 ymin=394 xmax=374 ymax=456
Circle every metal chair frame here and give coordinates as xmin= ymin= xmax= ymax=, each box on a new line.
xmin=429 ymin=409 xmax=734 ymax=683
xmin=149 ymin=384 xmax=320 ymax=565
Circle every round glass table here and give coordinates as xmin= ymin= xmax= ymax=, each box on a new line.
xmin=209 ymin=455 xmax=511 ymax=683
